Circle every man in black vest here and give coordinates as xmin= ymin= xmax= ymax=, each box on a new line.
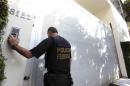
xmin=7 ymin=27 xmax=73 ymax=86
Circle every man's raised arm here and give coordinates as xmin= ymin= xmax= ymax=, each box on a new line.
xmin=7 ymin=35 xmax=32 ymax=59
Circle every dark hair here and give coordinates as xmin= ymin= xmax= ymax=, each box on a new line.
xmin=47 ymin=27 xmax=58 ymax=33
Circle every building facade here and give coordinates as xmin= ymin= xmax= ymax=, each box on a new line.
xmin=2 ymin=0 xmax=130 ymax=86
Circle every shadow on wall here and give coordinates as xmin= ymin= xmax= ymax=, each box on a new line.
xmin=37 ymin=11 xmax=119 ymax=86
xmin=57 ymin=17 xmax=119 ymax=86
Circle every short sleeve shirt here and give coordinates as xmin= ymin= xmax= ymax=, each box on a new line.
xmin=30 ymin=37 xmax=53 ymax=58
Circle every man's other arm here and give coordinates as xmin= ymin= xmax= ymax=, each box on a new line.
xmin=13 ymin=45 xmax=32 ymax=59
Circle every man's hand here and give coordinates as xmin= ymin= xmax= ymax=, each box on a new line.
xmin=7 ymin=35 xmax=32 ymax=58
xmin=7 ymin=35 xmax=19 ymax=48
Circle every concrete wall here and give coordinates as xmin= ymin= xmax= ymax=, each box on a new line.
xmin=75 ymin=0 xmax=130 ymax=41
xmin=74 ymin=0 xmax=130 ymax=77
xmin=96 ymin=0 xmax=130 ymax=41
xmin=1 ymin=4 xmax=34 ymax=86
xmin=28 ymin=0 xmax=120 ymax=86
xmin=2 ymin=0 xmax=130 ymax=86
xmin=95 ymin=0 xmax=130 ymax=77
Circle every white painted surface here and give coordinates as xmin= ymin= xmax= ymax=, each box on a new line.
xmin=112 ymin=78 xmax=130 ymax=86
xmin=25 ymin=0 xmax=120 ymax=86
xmin=75 ymin=0 xmax=129 ymax=78
xmin=1 ymin=0 xmax=129 ymax=86
xmin=1 ymin=5 xmax=34 ymax=86
xmin=74 ymin=0 xmax=110 ymax=15
xmin=75 ymin=0 xmax=130 ymax=41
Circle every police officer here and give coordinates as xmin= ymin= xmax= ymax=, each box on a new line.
xmin=7 ymin=27 xmax=73 ymax=86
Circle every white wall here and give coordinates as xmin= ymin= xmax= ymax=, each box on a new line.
xmin=73 ymin=0 xmax=130 ymax=78
xmin=96 ymin=0 xmax=130 ymax=41
xmin=28 ymin=0 xmax=120 ymax=86
xmin=1 ymin=4 xmax=34 ymax=86
xmin=1 ymin=0 xmax=128 ymax=86
xmin=95 ymin=0 xmax=130 ymax=77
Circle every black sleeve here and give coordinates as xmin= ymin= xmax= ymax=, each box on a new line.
xmin=30 ymin=38 xmax=53 ymax=58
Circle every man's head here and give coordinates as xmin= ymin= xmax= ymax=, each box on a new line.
xmin=47 ymin=27 xmax=58 ymax=37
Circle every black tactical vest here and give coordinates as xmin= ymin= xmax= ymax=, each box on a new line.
xmin=45 ymin=36 xmax=71 ymax=74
